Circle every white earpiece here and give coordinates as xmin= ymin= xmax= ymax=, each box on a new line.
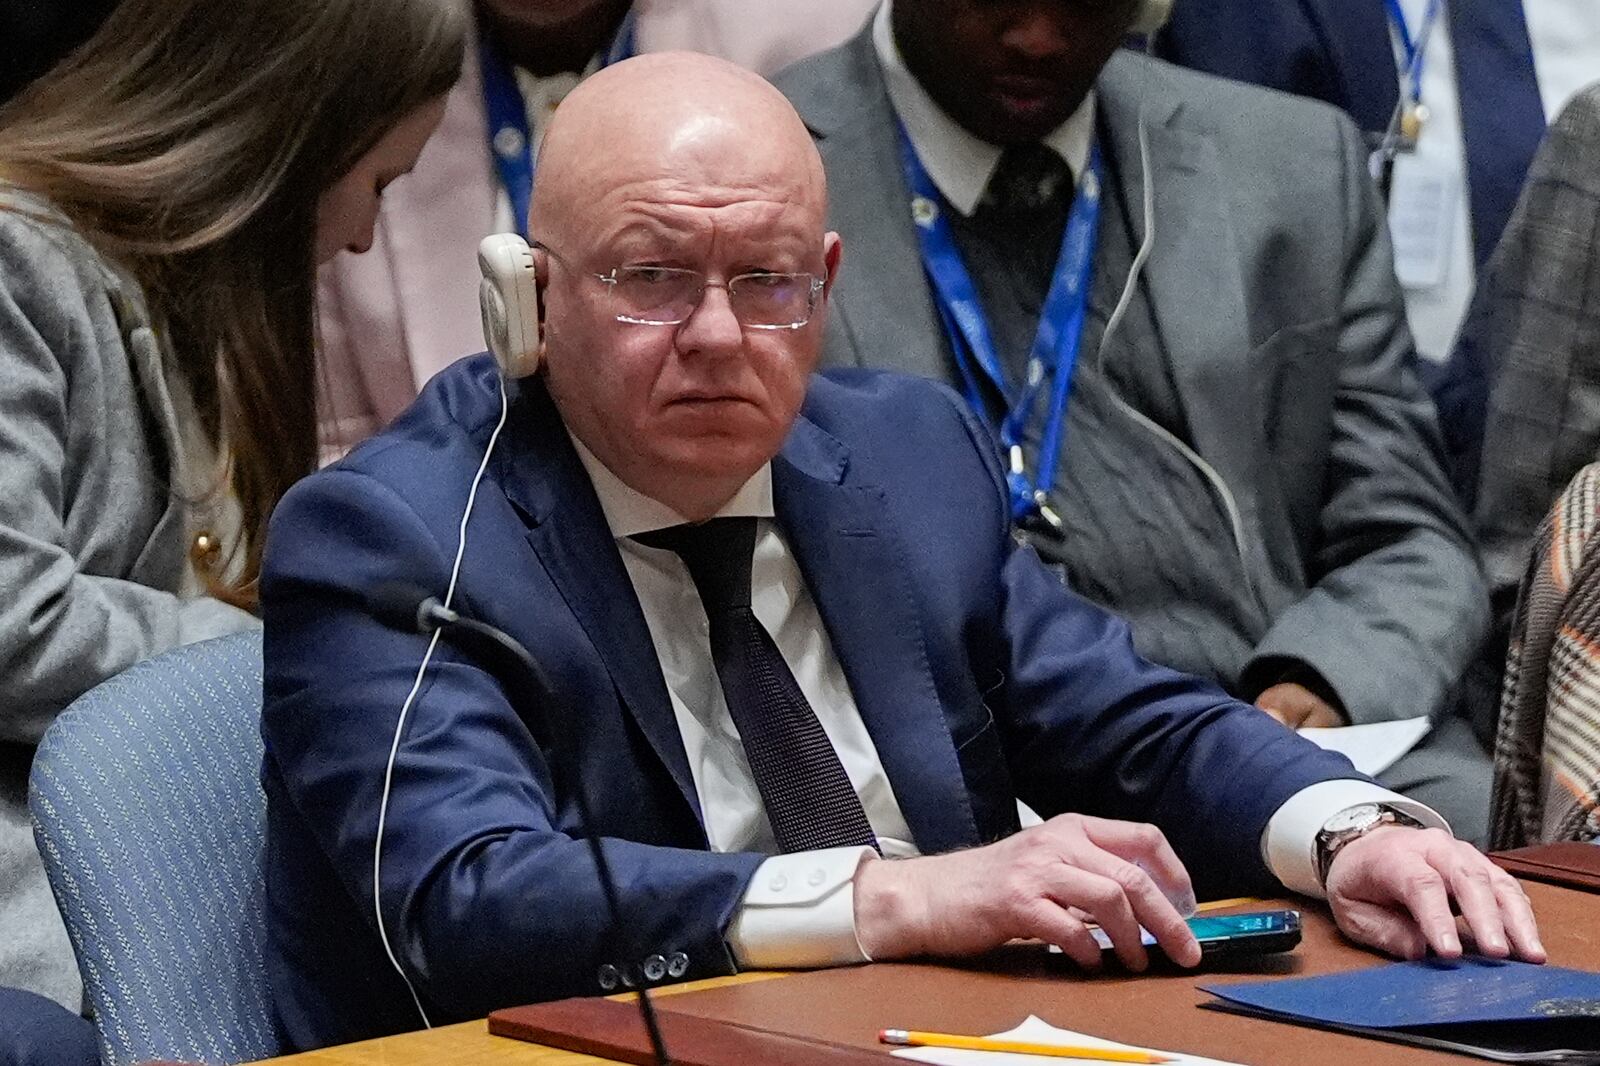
xmin=478 ymin=233 xmax=543 ymax=378
xmin=1132 ymin=0 xmax=1174 ymax=35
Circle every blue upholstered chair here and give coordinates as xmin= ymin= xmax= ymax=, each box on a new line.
xmin=28 ymin=632 xmax=280 ymax=1066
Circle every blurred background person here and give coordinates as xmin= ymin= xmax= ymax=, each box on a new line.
xmin=315 ymin=0 xmax=877 ymax=457
xmin=1431 ymin=86 xmax=1600 ymax=752
xmin=1157 ymin=0 xmax=1600 ymax=365
xmin=0 ymin=0 xmax=464 ymax=1052
xmin=777 ymin=0 xmax=1494 ymax=842
xmin=1493 ymin=461 xmax=1600 ymax=848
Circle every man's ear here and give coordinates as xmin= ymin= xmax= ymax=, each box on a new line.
xmin=822 ymin=231 xmax=844 ymax=297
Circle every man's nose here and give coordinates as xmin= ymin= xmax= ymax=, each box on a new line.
xmin=1001 ymin=8 xmax=1071 ymax=59
xmin=675 ymin=280 xmax=744 ymax=353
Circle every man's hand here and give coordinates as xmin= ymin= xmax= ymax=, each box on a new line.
xmin=853 ymin=814 xmax=1203 ymax=973
xmin=1325 ymin=825 xmax=1546 ymax=962
xmin=1256 ymin=682 xmax=1344 ymax=730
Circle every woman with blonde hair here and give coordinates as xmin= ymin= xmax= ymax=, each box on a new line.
xmin=0 ymin=0 xmax=465 ymax=1055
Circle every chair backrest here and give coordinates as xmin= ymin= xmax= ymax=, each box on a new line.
xmin=28 ymin=631 xmax=280 ymax=1066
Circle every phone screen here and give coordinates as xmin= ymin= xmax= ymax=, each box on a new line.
xmin=1084 ymin=909 xmax=1298 ymax=950
xmin=1185 ymin=911 xmax=1295 ymax=941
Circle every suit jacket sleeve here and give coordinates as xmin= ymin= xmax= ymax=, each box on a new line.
xmin=997 ymin=542 xmax=1370 ymax=897
xmin=924 ymin=387 xmax=1368 ymax=897
xmin=261 ymin=467 xmax=764 ymax=1019
xmin=0 ymin=212 xmax=254 ymax=745
xmin=1239 ymin=114 xmax=1489 ymax=725
xmin=1466 ymin=88 xmax=1600 ymax=610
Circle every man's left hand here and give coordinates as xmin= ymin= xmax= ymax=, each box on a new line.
xmin=1256 ymin=682 xmax=1344 ymax=730
xmin=1325 ymin=825 xmax=1546 ymax=962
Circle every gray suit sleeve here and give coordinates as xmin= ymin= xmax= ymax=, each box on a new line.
xmin=0 ymin=215 xmax=255 ymax=746
xmin=1243 ymin=114 xmax=1489 ymax=725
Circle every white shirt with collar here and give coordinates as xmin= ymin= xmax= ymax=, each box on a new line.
xmin=872 ymin=0 xmax=1094 ymax=213
xmin=570 ymin=433 xmax=1445 ymax=969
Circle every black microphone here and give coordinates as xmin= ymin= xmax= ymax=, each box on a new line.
xmin=365 ymin=582 xmax=672 ymax=1065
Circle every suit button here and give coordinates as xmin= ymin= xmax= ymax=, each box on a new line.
xmin=620 ymin=966 xmax=638 ymax=989
xmin=768 ymin=873 xmax=789 ymax=892
xmin=597 ymin=963 xmax=620 ymax=991
xmin=808 ymin=867 xmax=827 ymax=887
xmin=667 ymin=952 xmax=690 ymax=979
xmin=642 ymin=954 xmax=667 ymax=982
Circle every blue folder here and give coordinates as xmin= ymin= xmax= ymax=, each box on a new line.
xmin=1201 ymin=958 xmax=1600 ymax=1063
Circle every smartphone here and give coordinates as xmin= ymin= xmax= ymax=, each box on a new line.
xmin=1085 ymin=909 xmax=1302 ymax=960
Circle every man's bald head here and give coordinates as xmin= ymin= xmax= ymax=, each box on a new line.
xmin=532 ymin=52 xmax=826 ymax=245
xmin=526 ymin=51 xmax=845 ymax=524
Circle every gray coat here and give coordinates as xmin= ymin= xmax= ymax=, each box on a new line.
xmin=776 ymin=35 xmax=1488 ymax=726
xmin=0 ymin=198 xmax=256 ymax=1008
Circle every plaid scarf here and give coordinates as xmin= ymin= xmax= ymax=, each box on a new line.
xmin=1491 ymin=463 xmax=1600 ymax=848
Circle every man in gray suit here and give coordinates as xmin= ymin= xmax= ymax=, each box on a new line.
xmin=774 ymin=0 xmax=1495 ymax=842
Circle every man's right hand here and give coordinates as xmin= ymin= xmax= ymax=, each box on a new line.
xmin=852 ymin=814 xmax=1202 ymax=972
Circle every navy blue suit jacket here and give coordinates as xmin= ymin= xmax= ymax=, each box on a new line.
xmin=260 ymin=357 xmax=1362 ymax=1049
xmin=1156 ymin=0 xmax=1396 ymax=140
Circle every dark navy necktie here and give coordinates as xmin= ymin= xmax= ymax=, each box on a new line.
xmin=635 ymin=518 xmax=880 ymax=854
xmin=1448 ymin=0 xmax=1546 ymax=266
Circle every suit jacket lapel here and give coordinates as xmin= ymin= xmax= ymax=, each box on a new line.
xmin=791 ymin=30 xmax=951 ymax=379
xmin=1097 ymin=55 xmax=1265 ymax=530
xmin=497 ymin=384 xmax=704 ymax=828
xmin=774 ymin=416 xmax=981 ymax=855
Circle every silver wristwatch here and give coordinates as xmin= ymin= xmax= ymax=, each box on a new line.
xmin=1313 ymin=802 xmax=1423 ymax=885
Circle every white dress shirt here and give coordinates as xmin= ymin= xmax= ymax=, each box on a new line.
xmin=569 ymin=435 xmax=1445 ymax=969
xmin=1391 ymin=0 xmax=1600 ymax=361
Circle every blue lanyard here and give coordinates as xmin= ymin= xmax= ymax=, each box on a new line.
xmin=1384 ymin=0 xmax=1442 ymax=106
xmin=896 ymin=125 xmax=1103 ymax=526
xmin=479 ymin=11 xmax=637 ymax=235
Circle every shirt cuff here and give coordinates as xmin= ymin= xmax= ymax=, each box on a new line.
xmin=725 ymin=846 xmax=876 ymax=970
xmin=1262 ymin=779 xmax=1449 ymax=899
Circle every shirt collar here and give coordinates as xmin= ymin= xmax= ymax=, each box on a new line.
xmin=872 ymin=0 xmax=1097 ymax=217
xmin=568 ymin=432 xmax=775 ymax=539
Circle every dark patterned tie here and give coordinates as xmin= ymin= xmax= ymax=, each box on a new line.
xmin=974 ymin=142 xmax=1077 ymax=289
xmin=978 ymin=142 xmax=1075 ymax=216
xmin=634 ymin=518 xmax=880 ymax=854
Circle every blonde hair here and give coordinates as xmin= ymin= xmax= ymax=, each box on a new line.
xmin=0 ymin=0 xmax=467 ymax=606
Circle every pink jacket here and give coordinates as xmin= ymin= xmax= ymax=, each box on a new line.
xmin=316 ymin=0 xmax=877 ymax=454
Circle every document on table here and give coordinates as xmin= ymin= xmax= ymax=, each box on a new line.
xmin=1298 ymin=716 xmax=1433 ymax=777
xmin=890 ymin=1014 xmax=1244 ymax=1066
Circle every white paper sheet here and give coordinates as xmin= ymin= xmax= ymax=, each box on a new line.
xmin=1298 ymin=716 xmax=1433 ymax=777
xmin=890 ymin=1014 xmax=1246 ymax=1066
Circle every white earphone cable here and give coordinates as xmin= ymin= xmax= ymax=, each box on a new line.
xmin=372 ymin=373 xmax=512 ymax=1028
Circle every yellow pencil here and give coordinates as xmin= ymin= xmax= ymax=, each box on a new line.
xmin=878 ymin=1029 xmax=1177 ymax=1063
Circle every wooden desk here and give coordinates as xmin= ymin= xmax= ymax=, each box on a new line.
xmin=257 ymin=880 xmax=1599 ymax=1066
xmin=253 ymin=976 xmax=785 ymax=1066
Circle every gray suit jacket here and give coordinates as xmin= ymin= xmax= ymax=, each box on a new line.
xmin=1468 ymin=86 xmax=1600 ymax=609
xmin=776 ymin=35 xmax=1487 ymax=726
xmin=1438 ymin=85 xmax=1600 ymax=743
xmin=0 ymin=197 xmax=256 ymax=1008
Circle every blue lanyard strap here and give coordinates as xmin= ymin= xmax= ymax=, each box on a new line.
xmin=1384 ymin=0 xmax=1442 ymax=105
xmin=480 ymin=9 xmax=637 ymax=235
xmin=896 ymin=124 xmax=1102 ymax=524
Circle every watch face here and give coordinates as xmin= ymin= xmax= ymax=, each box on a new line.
xmin=1323 ymin=803 xmax=1384 ymax=835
